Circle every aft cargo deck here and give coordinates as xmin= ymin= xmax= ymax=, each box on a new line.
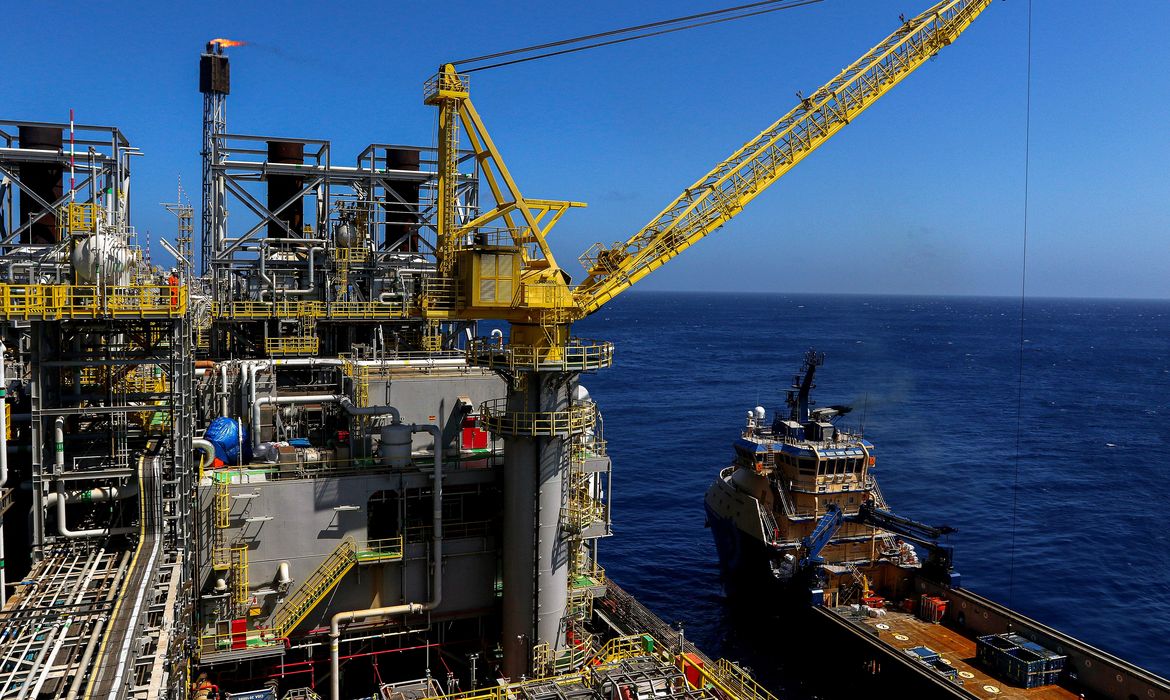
xmin=832 ymin=606 xmax=1080 ymax=699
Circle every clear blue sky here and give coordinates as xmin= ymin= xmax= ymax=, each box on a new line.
xmin=6 ymin=1 xmax=1168 ymax=299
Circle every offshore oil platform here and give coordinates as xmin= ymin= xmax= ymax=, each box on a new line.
xmin=0 ymin=2 xmax=1049 ymax=699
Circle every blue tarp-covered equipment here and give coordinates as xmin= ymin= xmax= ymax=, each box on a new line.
xmin=204 ymin=417 xmax=252 ymax=466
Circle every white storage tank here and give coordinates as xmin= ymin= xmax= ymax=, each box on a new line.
xmin=71 ymin=234 xmax=133 ymax=285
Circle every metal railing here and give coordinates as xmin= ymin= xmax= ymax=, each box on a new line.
xmin=334 ymin=247 xmax=369 ymax=263
xmin=591 ymin=634 xmax=658 ymax=664
xmin=213 ymin=299 xmax=412 ymax=320
xmin=59 ymin=202 xmax=101 ymax=233
xmin=403 ymin=518 xmax=492 ymax=543
xmin=479 ymin=399 xmax=597 ymax=437
xmin=265 ymin=336 xmax=320 ymax=356
xmin=355 ymin=536 xmax=404 ymax=563
xmin=0 ymin=283 xmax=188 ymax=319
xmin=419 ymin=276 xmax=457 ymax=311
xmin=562 ymin=492 xmax=606 ymax=535
xmin=710 ymin=659 xmax=782 ymax=700
xmin=419 ymin=672 xmax=587 ymax=700
xmin=231 ymin=545 xmax=250 ymax=609
xmin=466 ymin=337 xmax=614 ymax=372
xmin=424 ymin=71 xmax=470 ymax=102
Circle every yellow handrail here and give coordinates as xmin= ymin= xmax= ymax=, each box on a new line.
xmin=268 ymin=536 xmax=358 ymax=638
xmin=0 ymin=284 xmax=188 ymax=319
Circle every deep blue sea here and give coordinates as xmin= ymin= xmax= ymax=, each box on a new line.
xmin=574 ymin=292 xmax=1170 ymax=692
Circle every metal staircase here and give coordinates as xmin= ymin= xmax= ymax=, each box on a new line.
xmin=268 ymin=536 xmax=358 ymax=639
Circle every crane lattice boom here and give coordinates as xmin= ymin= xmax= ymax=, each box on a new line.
xmin=571 ymin=0 xmax=991 ymax=317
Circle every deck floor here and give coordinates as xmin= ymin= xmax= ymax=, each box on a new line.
xmin=835 ymin=607 xmax=1080 ymax=699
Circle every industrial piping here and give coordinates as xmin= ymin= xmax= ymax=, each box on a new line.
xmin=53 ymin=417 xmax=133 ymax=539
xmin=55 ymin=480 xmax=136 ymax=539
xmin=251 ymin=394 xmax=343 ymax=450
xmin=328 ymin=422 xmax=442 ymax=700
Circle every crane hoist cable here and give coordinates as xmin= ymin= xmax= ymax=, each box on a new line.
xmin=570 ymin=0 xmax=994 ymax=317
xmin=453 ymin=0 xmax=823 ymax=73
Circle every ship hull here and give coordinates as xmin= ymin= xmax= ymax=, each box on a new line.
xmin=704 ymin=499 xmax=784 ymax=599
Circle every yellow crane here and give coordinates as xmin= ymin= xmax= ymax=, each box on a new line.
xmin=423 ymin=0 xmax=992 ymax=354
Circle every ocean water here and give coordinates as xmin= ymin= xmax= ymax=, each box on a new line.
xmin=574 ymin=292 xmax=1170 ymax=692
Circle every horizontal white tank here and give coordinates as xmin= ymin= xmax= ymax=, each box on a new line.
xmin=71 ymin=233 xmax=133 ymax=285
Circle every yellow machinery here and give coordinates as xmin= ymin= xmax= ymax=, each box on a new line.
xmin=424 ymin=0 xmax=991 ymax=353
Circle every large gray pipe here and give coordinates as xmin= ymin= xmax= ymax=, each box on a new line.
xmin=329 ymin=422 xmax=442 ymax=700
xmin=338 ymin=396 xmax=401 ymax=422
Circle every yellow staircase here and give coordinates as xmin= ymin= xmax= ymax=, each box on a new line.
xmin=266 ymin=536 xmax=403 ymax=640
xmin=268 ymin=537 xmax=358 ymax=639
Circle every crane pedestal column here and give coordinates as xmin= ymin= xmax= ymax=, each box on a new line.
xmin=469 ymin=329 xmax=611 ymax=677
xmin=497 ymin=371 xmax=572 ymax=678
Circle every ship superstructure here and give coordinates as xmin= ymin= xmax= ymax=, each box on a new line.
xmin=706 ymin=350 xmax=910 ymax=597
xmin=0 ymin=3 xmax=1003 ymax=699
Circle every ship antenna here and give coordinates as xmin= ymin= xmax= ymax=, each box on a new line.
xmin=860 ymin=392 xmax=869 ymax=437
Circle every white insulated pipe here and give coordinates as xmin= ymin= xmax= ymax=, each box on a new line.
xmin=54 ymin=417 xmax=64 ymax=471
xmin=241 ymin=361 xmax=273 ymax=423
xmin=259 ymin=245 xmax=324 ymax=298
xmin=55 ymin=480 xmax=135 ymax=539
xmin=52 ymin=417 xmax=134 ymax=538
xmin=219 ymin=363 xmax=230 ymax=417
xmin=330 ymin=422 xmax=442 ymax=700
xmin=192 ymin=438 xmax=216 ymax=467
xmin=44 ymin=484 xmax=137 ymax=508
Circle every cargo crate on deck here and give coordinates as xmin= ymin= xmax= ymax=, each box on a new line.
xmin=977 ymin=632 xmax=1066 ymax=688
xmin=918 ymin=595 xmax=947 ymax=623
xmin=1003 ymin=647 xmax=1048 ymax=689
xmin=1003 ymin=633 xmax=1067 ymax=672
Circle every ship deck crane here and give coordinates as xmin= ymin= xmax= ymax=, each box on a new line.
xmin=422 ymin=0 xmax=992 ymax=353
xmin=799 ymin=501 xmax=959 ymax=588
